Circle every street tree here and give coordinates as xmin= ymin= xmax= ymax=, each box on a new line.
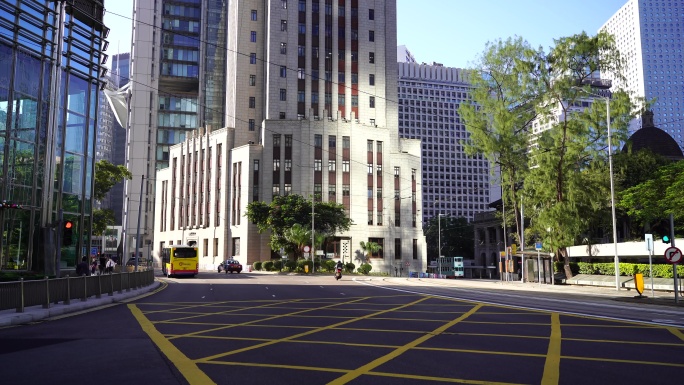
xmin=424 ymin=216 xmax=474 ymax=261
xmin=459 ymin=37 xmax=540 ymax=248
xmin=283 ymin=224 xmax=310 ymax=259
xmin=523 ymin=31 xmax=639 ymax=279
xmin=92 ymin=160 xmax=132 ymax=235
xmin=359 ymin=241 xmax=382 ymax=263
xmin=246 ymin=194 xmax=352 ymax=253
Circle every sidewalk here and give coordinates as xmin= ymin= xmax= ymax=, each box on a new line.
xmin=0 ymin=280 xmax=161 ymax=327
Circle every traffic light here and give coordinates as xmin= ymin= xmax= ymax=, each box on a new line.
xmin=662 ymin=235 xmax=671 ymax=244
xmin=63 ymin=220 xmax=73 ymax=246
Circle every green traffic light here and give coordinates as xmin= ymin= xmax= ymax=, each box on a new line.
xmin=663 ymin=235 xmax=670 ymax=243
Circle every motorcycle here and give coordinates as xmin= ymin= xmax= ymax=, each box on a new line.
xmin=334 ymin=267 xmax=342 ymax=280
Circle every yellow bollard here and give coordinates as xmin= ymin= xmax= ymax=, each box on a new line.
xmin=634 ymin=273 xmax=644 ymax=297
xmin=305 ymin=265 xmax=309 ymax=273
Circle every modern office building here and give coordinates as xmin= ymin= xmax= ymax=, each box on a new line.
xmin=397 ymin=61 xmax=491 ymax=225
xmin=600 ymin=0 xmax=684 ymax=148
xmin=397 ymin=45 xmax=416 ymax=63
xmin=0 ymin=1 xmax=108 ymax=274
xmin=152 ymin=0 xmax=427 ymax=273
xmin=125 ymin=0 xmax=228 ymax=260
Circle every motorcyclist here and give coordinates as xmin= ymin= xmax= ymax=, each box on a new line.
xmin=336 ymin=260 xmax=344 ymax=271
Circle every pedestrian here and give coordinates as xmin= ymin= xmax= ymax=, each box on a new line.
xmin=76 ymin=257 xmax=89 ymax=276
xmin=91 ymin=259 xmax=97 ymax=275
xmin=99 ymin=254 xmax=106 ymax=275
xmin=106 ymin=257 xmax=115 ymax=274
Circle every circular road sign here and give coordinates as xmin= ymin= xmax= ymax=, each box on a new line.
xmin=664 ymin=246 xmax=683 ymax=264
xmin=303 ymin=246 xmax=310 ymax=252
xmin=405 ymin=261 xmax=410 ymax=267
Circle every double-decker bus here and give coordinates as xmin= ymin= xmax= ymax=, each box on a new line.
xmin=437 ymin=256 xmax=464 ymax=278
xmin=161 ymin=246 xmax=199 ymax=277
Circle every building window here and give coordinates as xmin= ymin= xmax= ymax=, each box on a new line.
xmin=413 ymin=239 xmax=418 ymax=259
xmin=298 ymin=0 xmax=306 ymax=12
xmin=338 ymin=94 xmax=345 ymax=106
xmin=338 ymin=72 xmax=345 ymax=83
xmin=250 ymin=53 xmax=256 ymax=64
xmin=282 ymin=0 xmax=287 ymax=9
xmin=281 ymin=20 xmax=287 ymax=31
xmin=251 ymin=10 xmax=257 ymax=20
xmin=280 ymin=42 xmax=287 ymax=54
xmin=314 ymin=159 xmax=322 ymax=171
xmin=273 ymin=185 xmax=280 ymax=197
xmin=368 ymin=238 xmax=384 ymax=258
xmin=298 ymin=45 xmax=305 ymax=56
xmin=369 ymin=9 xmax=375 ymax=20
xmin=297 ymin=68 xmax=305 ymax=79
xmin=312 ymin=92 xmax=319 ymax=103
xmin=369 ymin=96 xmax=375 ymax=108
xmin=274 ymin=159 xmax=280 ymax=171
xmin=328 ymin=160 xmax=336 ymax=171
xmin=249 ymin=119 xmax=255 ymax=131
xmin=369 ymin=52 xmax=374 ymax=63
xmin=280 ymin=89 xmax=287 ymax=101
xmin=298 ymin=91 xmax=305 ymax=102
xmin=249 ymin=74 xmax=256 ymax=86
xmin=368 ymin=163 xmax=373 ymax=175
xmin=395 ymin=239 xmax=402 ymax=259
xmin=249 ymin=97 xmax=255 ymax=108
xmin=369 ymin=30 xmax=374 ymax=42
xmin=377 ymin=212 xmax=383 ymax=226
xmin=329 ymin=185 xmax=336 ymax=197
xmin=351 ymin=73 xmax=358 ymax=84
xmin=343 ymin=184 xmax=350 ymax=196
xmin=284 ymin=159 xmax=292 ymax=171
xmin=342 ymin=160 xmax=350 ymax=172
xmin=314 ymin=134 xmax=323 ymax=147
xmin=394 ymin=166 xmax=400 ymax=177
xmin=298 ymin=23 xmax=306 ymax=34
xmin=280 ymin=66 xmax=287 ymax=77
xmin=279 ymin=112 xmax=286 ymax=119
xmin=329 ymin=135 xmax=336 ymax=148
xmin=250 ymin=31 xmax=257 ymax=42
xmin=369 ymin=74 xmax=375 ymax=85
xmin=351 ymin=51 xmax=358 ymax=62
xmin=343 ymin=136 xmax=350 ymax=149
xmin=368 ymin=211 xmax=373 ymax=225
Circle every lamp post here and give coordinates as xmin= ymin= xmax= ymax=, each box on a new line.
xmin=438 ymin=213 xmax=445 ymax=278
xmin=575 ymin=88 xmax=619 ymax=290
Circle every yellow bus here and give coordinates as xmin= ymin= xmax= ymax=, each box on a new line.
xmin=161 ymin=246 xmax=199 ymax=277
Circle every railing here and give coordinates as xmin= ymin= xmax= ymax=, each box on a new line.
xmin=0 ymin=270 xmax=155 ymax=312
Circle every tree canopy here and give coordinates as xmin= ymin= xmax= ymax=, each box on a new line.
xmin=92 ymin=160 xmax=132 ymax=235
xmin=246 ymin=194 xmax=352 ymax=253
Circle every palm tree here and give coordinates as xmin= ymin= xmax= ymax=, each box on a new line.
xmin=359 ymin=241 xmax=382 ymax=263
xmin=284 ymin=224 xmax=311 ymax=259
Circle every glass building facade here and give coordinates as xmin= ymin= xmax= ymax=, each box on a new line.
xmin=0 ymin=0 xmax=107 ymax=274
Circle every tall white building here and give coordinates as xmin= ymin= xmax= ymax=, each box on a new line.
xmin=600 ymin=0 xmax=684 ymax=148
xmin=397 ymin=61 xmax=490 ymax=224
xmin=149 ymin=0 xmax=427 ymax=273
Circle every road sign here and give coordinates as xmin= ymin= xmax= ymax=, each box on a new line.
xmin=535 ymin=242 xmax=542 ymax=251
xmin=664 ymin=246 xmax=683 ymax=264
xmin=405 ymin=261 xmax=410 ymax=267
xmin=645 ymin=234 xmax=653 ymax=252
xmin=303 ymin=246 xmax=310 ymax=252
xmin=90 ymin=247 xmax=98 ymax=256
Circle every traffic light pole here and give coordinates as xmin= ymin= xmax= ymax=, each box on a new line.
xmin=56 ymin=209 xmax=63 ymax=277
xmin=670 ymin=214 xmax=679 ymax=304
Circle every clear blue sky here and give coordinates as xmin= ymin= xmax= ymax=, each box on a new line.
xmin=103 ymin=0 xmax=628 ymax=69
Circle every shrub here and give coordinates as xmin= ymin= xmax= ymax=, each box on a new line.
xmin=357 ymin=263 xmax=372 ymax=275
xmin=284 ymin=260 xmax=297 ymax=271
xmin=324 ymin=259 xmax=336 ymax=272
xmin=273 ymin=260 xmax=283 ymax=271
xmin=262 ymin=261 xmax=274 ymax=271
xmin=344 ymin=262 xmax=355 ymax=274
xmin=572 ymin=262 xmax=683 ymax=278
xmin=297 ymin=258 xmax=313 ymax=272
xmin=253 ymin=261 xmax=262 ymax=271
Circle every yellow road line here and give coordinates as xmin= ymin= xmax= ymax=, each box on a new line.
xmin=196 ymin=296 xmax=430 ymax=362
xmin=563 ymin=355 xmax=684 ymax=367
xmin=327 ymin=304 xmax=483 ymax=385
xmin=158 ymin=297 xmax=305 ymax=325
xmin=667 ymin=327 xmax=684 ymax=342
xmin=368 ymin=370 xmax=524 ymax=385
xmin=129 ymin=304 xmax=216 ymax=385
xmin=541 ymin=313 xmax=561 ymax=385
xmin=173 ymin=296 xmax=372 ymax=343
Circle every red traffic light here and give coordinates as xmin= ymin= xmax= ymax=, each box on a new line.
xmin=64 ymin=220 xmax=73 ymax=229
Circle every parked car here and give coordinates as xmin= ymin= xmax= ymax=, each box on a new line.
xmin=218 ymin=259 xmax=242 ymax=274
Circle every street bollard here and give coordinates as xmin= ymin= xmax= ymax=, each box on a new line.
xmin=43 ymin=276 xmax=50 ymax=309
xmin=17 ymin=278 xmax=24 ymax=313
xmin=66 ymin=275 xmax=71 ymax=305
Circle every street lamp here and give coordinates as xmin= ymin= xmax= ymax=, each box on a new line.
xmin=575 ymin=88 xmax=619 ymax=291
xmin=438 ymin=213 xmax=445 ymax=278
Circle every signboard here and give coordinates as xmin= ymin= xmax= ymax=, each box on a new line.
xmin=429 ymin=261 xmax=437 ymax=267
xmin=645 ymin=234 xmax=653 ymax=252
xmin=303 ymin=246 xmax=310 ymax=252
xmin=664 ymin=247 xmax=683 ymax=264
xmin=90 ymin=247 xmax=98 ymax=256
xmin=535 ymin=242 xmax=542 ymax=251
xmin=405 ymin=261 xmax=410 ymax=267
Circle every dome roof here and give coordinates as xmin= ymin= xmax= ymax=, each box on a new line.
xmin=623 ymin=111 xmax=684 ymax=161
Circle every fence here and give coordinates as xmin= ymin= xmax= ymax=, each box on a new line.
xmin=0 ymin=270 xmax=155 ymax=312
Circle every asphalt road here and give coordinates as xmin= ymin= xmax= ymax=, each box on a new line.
xmin=1 ymin=272 xmax=683 ymax=385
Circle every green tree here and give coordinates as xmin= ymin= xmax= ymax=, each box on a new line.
xmin=92 ymin=160 xmax=132 ymax=235
xmin=359 ymin=241 xmax=382 ymax=263
xmin=524 ymin=31 xmax=639 ymax=279
xmin=424 ymin=216 xmax=474 ymax=261
xmin=283 ymin=224 xmax=311 ymax=259
xmin=459 ymin=37 xmax=539 ymax=247
xmin=246 ymin=194 xmax=352 ymax=253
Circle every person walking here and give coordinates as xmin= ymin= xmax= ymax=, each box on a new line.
xmin=91 ymin=259 xmax=97 ymax=275
xmin=76 ymin=257 xmax=89 ymax=276
xmin=106 ymin=257 xmax=115 ymax=274
xmin=99 ymin=254 xmax=106 ymax=275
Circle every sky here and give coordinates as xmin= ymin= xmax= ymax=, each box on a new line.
xmin=103 ymin=0 xmax=629 ymax=69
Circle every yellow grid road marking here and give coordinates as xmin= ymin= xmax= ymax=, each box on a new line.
xmin=129 ymin=304 xmax=216 ymax=385
xmin=541 ymin=313 xmax=561 ymax=385
xmin=195 ymin=296 xmax=431 ymax=362
xmin=327 ymin=304 xmax=483 ymax=385
xmin=156 ymin=298 xmax=307 ymax=326
xmin=563 ymin=355 xmax=684 ymax=367
xmin=667 ymin=327 xmax=684 ymax=342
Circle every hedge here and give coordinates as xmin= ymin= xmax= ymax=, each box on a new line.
xmin=556 ymin=261 xmax=684 ymax=278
